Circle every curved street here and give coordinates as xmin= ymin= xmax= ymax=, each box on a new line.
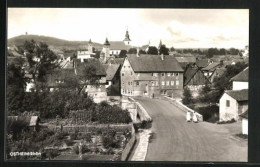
xmin=134 ymin=97 xmax=247 ymax=162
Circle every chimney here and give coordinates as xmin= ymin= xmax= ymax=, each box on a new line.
xmin=136 ymin=48 xmax=140 ymax=57
xmin=160 ymin=54 xmax=164 ymax=60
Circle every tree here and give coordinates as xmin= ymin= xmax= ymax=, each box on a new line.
xmin=182 ymin=87 xmax=193 ymax=105
xmin=139 ymin=49 xmax=146 ymax=54
xmin=147 ymin=46 xmax=158 ymax=55
xmin=7 ymin=60 xmax=26 ymax=114
xmin=159 ymin=45 xmax=169 ymax=55
xmin=118 ymin=50 xmax=127 ymax=58
xmin=170 ymin=47 xmax=175 ymax=52
xmin=128 ymin=48 xmax=137 ymax=54
xmin=22 ymin=40 xmax=59 ymax=92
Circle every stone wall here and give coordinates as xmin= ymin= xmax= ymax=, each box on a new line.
xmin=164 ymin=96 xmax=203 ymax=122
xmin=121 ymin=132 xmax=136 ymax=161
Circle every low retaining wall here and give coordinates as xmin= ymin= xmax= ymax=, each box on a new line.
xmin=164 ymin=96 xmax=203 ymax=122
xmin=53 ymin=123 xmax=133 ymax=133
xmin=121 ymin=133 xmax=136 ymax=161
xmin=128 ymin=97 xmax=152 ymax=122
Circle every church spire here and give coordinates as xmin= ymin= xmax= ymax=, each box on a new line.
xmin=104 ymin=37 xmax=110 ymax=46
xmin=124 ymin=28 xmax=131 ymax=41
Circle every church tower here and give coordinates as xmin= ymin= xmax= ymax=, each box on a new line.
xmin=123 ymin=28 xmax=131 ymax=45
xmin=100 ymin=37 xmax=110 ymax=63
xmin=88 ymin=39 xmax=93 ymax=53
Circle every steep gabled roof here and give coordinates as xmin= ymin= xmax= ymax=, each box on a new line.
xmin=184 ymin=67 xmax=199 ymax=86
xmin=110 ymin=41 xmax=131 ymax=50
xmin=127 ymin=54 xmax=184 ymax=72
xmin=202 ymin=62 xmax=220 ymax=71
xmin=225 ymin=89 xmax=248 ymax=102
xmin=230 ymin=67 xmax=249 ymax=82
xmin=103 ymin=64 xmax=120 ymax=81
xmin=196 ymin=59 xmax=210 ymax=68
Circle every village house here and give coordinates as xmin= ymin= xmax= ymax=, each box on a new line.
xmin=120 ymin=53 xmax=184 ymax=98
xmin=183 ymin=63 xmax=210 ymax=93
xmin=230 ymin=67 xmax=249 ymax=90
xmin=77 ymin=39 xmax=96 ymax=62
xmin=219 ymin=89 xmax=248 ymax=121
xmin=219 ymin=67 xmax=249 ymax=121
xmin=103 ymin=63 xmax=121 ymax=96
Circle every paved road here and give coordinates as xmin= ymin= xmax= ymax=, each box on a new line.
xmin=134 ymin=97 xmax=247 ymax=162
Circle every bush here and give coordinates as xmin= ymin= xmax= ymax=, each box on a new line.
xmin=7 ymin=117 xmax=28 ymax=140
xmin=102 ymin=129 xmax=120 ymax=149
xmin=45 ymin=149 xmax=60 ymax=160
xmin=196 ymin=105 xmax=219 ymax=123
xmin=64 ymin=139 xmax=74 ymax=146
xmin=217 ymin=118 xmax=236 ymax=124
xmin=33 ymin=128 xmax=55 ymax=142
xmin=182 ymin=87 xmax=193 ymax=105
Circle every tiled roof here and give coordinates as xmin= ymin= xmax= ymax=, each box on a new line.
xmin=196 ymin=59 xmax=209 ymax=68
xmin=202 ymin=62 xmax=220 ymax=71
xmin=225 ymin=89 xmax=248 ymax=101
xmin=110 ymin=41 xmax=131 ymax=50
xmin=127 ymin=54 xmax=184 ymax=72
xmin=175 ymin=56 xmax=196 ymax=63
xmin=106 ymin=57 xmax=125 ymax=65
xmin=231 ymin=67 xmax=249 ymax=82
xmin=140 ymin=45 xmax=149 ymax=50
xmin=103 ymin=64 xmax=120 ymax=81
xmin=239 ymin=109 xmax=248 ymax=119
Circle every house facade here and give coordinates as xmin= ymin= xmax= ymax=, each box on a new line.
xmin=120 ymin=54 xmax=184 ymax=97
xmin=219 ymin=89 xmax=248 ymax=121
xmin=77 ymin=39 xmax=95 ymax=62
xmin=231 ymin=67 xmax=248 ymax=90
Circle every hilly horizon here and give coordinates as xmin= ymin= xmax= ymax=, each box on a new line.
xmin=8 ymin=34 xmax=103 ymax=51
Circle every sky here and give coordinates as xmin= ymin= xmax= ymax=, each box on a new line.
xmin=8 ymin=8 xmax=249 ymax=49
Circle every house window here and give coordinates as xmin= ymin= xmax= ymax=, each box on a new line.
xmin=166 ymin=81 xmax=169 ymax=86
xmin=226 ymin=100 xmax=230 ymax=107
xmin=161 ymin=81 xmax=165 ymax=86
xmin=172 ymin=73 xmax=175 ymax=76
xmin=171 ymin=81 xmax=174 ymax=86
xmin=155 ymin=81 xmax=158 ymax=86
xmin=136 ymin=81 xmax=139 ymax=86
xmin=176 ymin=73 xmax=179 ymax=76
xmin=131 ymin=72 xmax=133 ymax=75
xmin=131 ymin=82 xmax=132 ymax=85
xmin=161 ymin=73 xmax=165 ymax=77
xmin=176 ymin=81 xmax=179 ymax=86
xmin=151 ymin=81 xmax=154 ymax=86
xmin=122 ymin=73 xmax=124 ymax=76
xmin=128 ymin=82 xmax=130 ymax=85
xmin=137 ymin=73 xmax=140 ymax=77
xmin=167 ymin=73 xmax=171 ymax=77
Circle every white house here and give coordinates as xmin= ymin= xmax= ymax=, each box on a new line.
xmin=219 ymin=89 xmax=248 ymax=121
xmin=230 ymin=67 xmax=248 ymax=90
xmin=77 ymin=39 xmax=95 ymax=62
xmin=239 ymin=109 xmax=248 ymax=135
